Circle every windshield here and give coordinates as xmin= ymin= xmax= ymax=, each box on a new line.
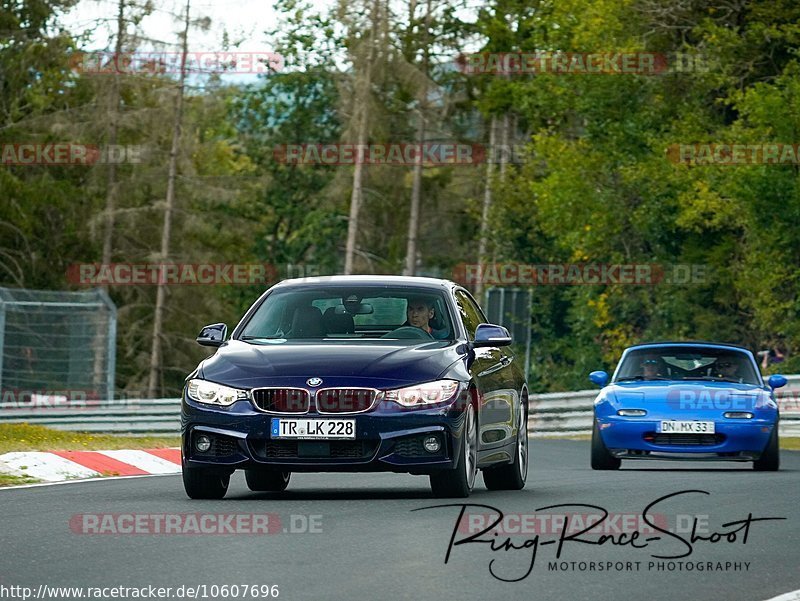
xmin=614 ymin=346 xmax=760 ymax=385
xmin=238 ymin=286 xmax=454 ymax=342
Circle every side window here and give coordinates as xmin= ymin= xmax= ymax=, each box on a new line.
xmin=455 ymin=290 xmax=483 ymax=341
xmin=241 ymin=295 xmax=289 ymax=338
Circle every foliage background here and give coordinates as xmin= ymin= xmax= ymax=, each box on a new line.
xmin=1 ymin=0 xmax=798 ymax=395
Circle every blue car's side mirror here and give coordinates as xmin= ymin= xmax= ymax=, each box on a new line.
xmin=589 ymin=370 xmax=609 ymax=387
xmin=768 ymin=374 xmax=787 ymax=390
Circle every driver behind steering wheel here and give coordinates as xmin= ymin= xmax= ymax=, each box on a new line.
xmin=405 ymin=296 xmax=448 ymax=339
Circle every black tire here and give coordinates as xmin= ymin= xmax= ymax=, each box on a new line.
xmin=753 ymin=427 xmax=780 ymax=471
xmin=591 ymin=421 xmax=621 ymax=470
xmin=182 ymin=465 xmax=230 ymax=499
xmin=430 ymin=403 xmax=478 ymax=498
xmin=483 ymin=393 xmax=528 ymax=490
xmin=245 ymin=469 xmax=291 ymax=492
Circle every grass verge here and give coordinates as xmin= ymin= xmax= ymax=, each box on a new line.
xmin=781 ymin=437 xmax=800 ymax=450
xmin=0 ymin=424 xmax=181 ymax=487
xmin=0 ymin=423 xmax=179 ymax=454
xmin=0 ymin=473 xmax=39 ymax=487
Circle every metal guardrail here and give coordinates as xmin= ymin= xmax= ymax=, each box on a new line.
xmin=0 ymin=399 xmax=181 ymax=436
xmin=1 ymin=375 xmax=799 ymax=439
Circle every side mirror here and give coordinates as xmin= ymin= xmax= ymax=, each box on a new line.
xmin=589 ymin=370 xmax=609 ymax=387
xmin=196 ymin=323 xmax=227 ymax=347
xmin=768 ymin=374 xmax=787 ymax=390
xmin=473 ymin=323 xmax=512 ymax=347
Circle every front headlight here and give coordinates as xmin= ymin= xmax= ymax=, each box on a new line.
xmin=617 ymin=409 xmax=647 ymax=416
xmin=186 ymin=378 xmax=248 ymax=406
xmin=384 ymin=380 xmax=460 ymax=407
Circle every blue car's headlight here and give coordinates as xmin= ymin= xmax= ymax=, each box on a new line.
xmin=384 ymin=380 xmax=460 ymax=407
xmin=186 ymin=379 xmax=248 ymax=406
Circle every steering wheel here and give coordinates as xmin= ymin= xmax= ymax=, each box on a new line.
xmin=381 ymin=326 xmax=434 ymax=340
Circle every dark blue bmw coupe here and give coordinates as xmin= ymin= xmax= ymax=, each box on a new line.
xmin=589 ymin=342 xmax=786 ymax=470
xmin=181 ymin=276 xmax=528 ymax=498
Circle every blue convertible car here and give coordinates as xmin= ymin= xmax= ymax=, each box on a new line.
xmin=589 ymin=342 xmax=786 ymax=470
xmin=181 ymin=276 xmax=528 ymax=498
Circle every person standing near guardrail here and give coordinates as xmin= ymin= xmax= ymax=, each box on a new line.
xmin=759 ymin=346 xmax=786 ymax=371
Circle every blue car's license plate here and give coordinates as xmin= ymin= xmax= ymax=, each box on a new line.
xmin=659 ymin=420 xmax=715 ymax=434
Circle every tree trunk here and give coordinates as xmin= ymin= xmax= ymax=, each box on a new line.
xmin=147 ymin=0 xmax=190 ymax=397
xmin=403 ymin=0 xmax=431 ymax=277
xmin=499 ymin=112 xmax=510 ymax=181
xmin=94 ymin=0 xmax=125 ymax=398
xmin=475 ymin=115 xmax=498 ymax=301
xmin=343 ymin=0 xmax=379 ymax=275
xmin=101 ymin=0 xmax=125 ymax=269
xmin=403 ymin=115 xmax=424 ymax=276
xmin=475 ymin=112 xmax=512 ymax=299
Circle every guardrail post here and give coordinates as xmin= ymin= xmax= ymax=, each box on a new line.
xmin=524 ymin=288 xmax=532 ymax=384
xmin=98 ymin=288 xmax=117 ymax=401
xmin=0 ymin=301 xmax=5 ymax=395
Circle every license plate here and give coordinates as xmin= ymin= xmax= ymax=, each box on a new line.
xmin=270 ymin=418 xmax=355 ymax=440
xmin=659 ymin=420 xmax=715 ymax=434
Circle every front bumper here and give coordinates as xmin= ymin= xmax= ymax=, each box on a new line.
xmin=596 ymin=416 xmax=777 ymax=461
xmin=181 ymin=392 xmax=468 ymax=474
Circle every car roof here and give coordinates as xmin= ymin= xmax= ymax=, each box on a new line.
xmin=625 ymin=341 xmax=753 ymax=354
xmin=271 ymin=275 xmax=460 ymax=290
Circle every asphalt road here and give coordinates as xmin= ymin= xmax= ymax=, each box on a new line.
xmin=1 ymin=440 xmax=798 ymax=601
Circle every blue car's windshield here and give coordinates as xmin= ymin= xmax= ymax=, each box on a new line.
xmin=614 ymin=346 xmax=760 ymax=385
xmin=239 ymin=286 xmax=455 ymax=342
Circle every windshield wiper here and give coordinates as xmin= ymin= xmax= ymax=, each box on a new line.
xmin=241 ymin=335 xmax=285 ymax=340
xmin=615 ymin=375 xmax=669 ymax=382
xmin=681 ymin=376 xmax=744 ymax=383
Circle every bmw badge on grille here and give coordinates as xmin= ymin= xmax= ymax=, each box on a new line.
xmin=306 ymin=377 xmax=323 ymax=387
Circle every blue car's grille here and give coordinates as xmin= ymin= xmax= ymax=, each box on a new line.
xmin=315 ymin=388 xmax=377 ymax=414
xmin=251 ymin=388 xmax=310 ymax=413
xmin=646 ymin=433 xmax=726 ymax=446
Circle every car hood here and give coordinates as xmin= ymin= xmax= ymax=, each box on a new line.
xmin=599 ymin=380 xmax=775 ymax=417
xmin=196 ymin=339 xmax=466 ymax=390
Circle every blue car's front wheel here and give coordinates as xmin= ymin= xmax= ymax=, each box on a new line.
xmin=591 ymin=421 xmax=621 ymax=470
xmin=753 ymin=427 xmax=780 ymax=471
